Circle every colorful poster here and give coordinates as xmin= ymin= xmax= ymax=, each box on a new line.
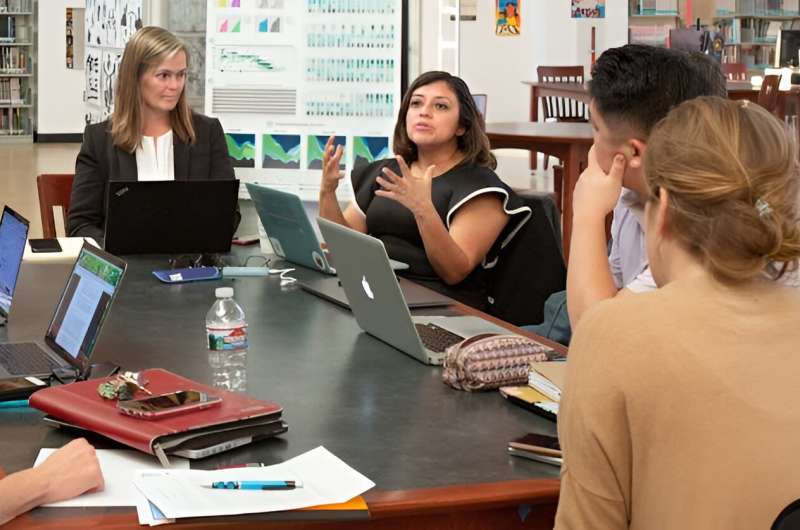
xmin=571 ymin=0 xmax=605 ymax=18
xmin=495 ymin=0 xmax=520 ymax=36
xmin=225 ymin=133 xmax=256 ymax=168
xmin=262 ymin=134 xmax=300 ymax=169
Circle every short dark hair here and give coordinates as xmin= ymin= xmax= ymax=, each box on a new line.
xmin=393 ymin=71 xmax=496 ymax=169
xmin=589 ymin=44 xmax=727 ymax=137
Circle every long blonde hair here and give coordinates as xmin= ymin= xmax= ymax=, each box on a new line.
xmin=110 ymin=26 xmax=195 ymax=152
xmin=645 ymin=96 xmax=800 ymax=282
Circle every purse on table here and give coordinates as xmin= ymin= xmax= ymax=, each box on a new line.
xmin=442 ymin=333 xmax=564 ymax=392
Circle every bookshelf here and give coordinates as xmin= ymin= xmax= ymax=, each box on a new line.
xmin=0 ymin=0 xmax=33 ymax=141
xmin=715 ymin=1 xmax=800 ymax=68
xmin=629 ymin=0 xmax=682 ymax=47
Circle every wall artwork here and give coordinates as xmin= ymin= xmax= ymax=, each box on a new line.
xmin=85 ymin=48 xmax=101 ymax=104
xmin=571 ymin=0 xmax=605 ymax=18
xmin=85 ymin=0 xmax=142 ymax=48
xmin=101 ymin=50 xmax=122 ymax=116
xmin=495 ymin=0 xmax=520 ymax=36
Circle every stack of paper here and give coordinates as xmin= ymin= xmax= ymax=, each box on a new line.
xmin=134 ymin=446 xmax=375 ymax=525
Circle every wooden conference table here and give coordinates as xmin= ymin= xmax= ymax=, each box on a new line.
xmin=0 ymin=251 xmax=565 ymax=529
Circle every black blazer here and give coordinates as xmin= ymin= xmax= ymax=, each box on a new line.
xmin=67 ymin=113 xmax=237 ymax=241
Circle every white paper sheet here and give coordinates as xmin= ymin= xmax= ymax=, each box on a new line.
xmin=33 ymin=448 xmax=189 ymax=507
xmin=133 ymin=446 xmax=375 ymax=519
xmin=136 ymin=491 xmax=174 ymax=526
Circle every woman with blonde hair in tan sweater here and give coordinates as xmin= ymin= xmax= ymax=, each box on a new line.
xmin=555 ymin=96 xmax=800 ymax=529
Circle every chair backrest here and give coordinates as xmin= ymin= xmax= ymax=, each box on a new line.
xmin=722 ymin=62 xmax=748 ymax=81
xmin=758 ymin=75 xmax=782 ymax=114
xmin=536 ymin=65 xmax=587 ymax=122
xmin=36 ymin=173 xmax=74 ymax=238
xmin=485 ymin=193 xmax=566 ymax=326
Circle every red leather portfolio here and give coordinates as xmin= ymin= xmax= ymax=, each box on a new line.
xmin=29 ymin=368 xmax=283 ymax=465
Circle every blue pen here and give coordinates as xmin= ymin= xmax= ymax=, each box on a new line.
xmin=207 ymin=480 xmax=302 ymax=490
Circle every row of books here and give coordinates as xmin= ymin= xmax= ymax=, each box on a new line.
xmin=0 ymin=0 xmax=31 ymax=13
xmin=718 ymin=17 xmax=784 ymax=44
xmin=0 ymin=107 xmax=29 ymax=135
xmin=629 ymin=25 xmax=671 ymax=47
xmin=0 ymin=46 xmax=28 ymax=72
xmin=0 ymin=76 xmax=23 ymax=104
xmin=717 ymin=0 xmax=798 ymax=15
xmin=722 ymin=44 xmax=775 ymax=65
xmin=629 ymin=0 xmax=679 ymax=15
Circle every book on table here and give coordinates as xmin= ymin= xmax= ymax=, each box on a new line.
xmin=29 ymin=368 xmax=286 ymax=466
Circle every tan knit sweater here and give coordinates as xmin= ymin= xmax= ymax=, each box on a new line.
xmin=555 ymin=273 xmax=800 ymax=530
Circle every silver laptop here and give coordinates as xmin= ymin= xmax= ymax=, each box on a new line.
xmin=0 ymin=242 xmax=127 ymax=378
xmin=317 ymin=217 xmax=511 ymax=365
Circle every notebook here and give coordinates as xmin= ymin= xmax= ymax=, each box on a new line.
xmin=317 ymin=217 xmax=511 ymax=365
xmin=30 ymin=368 xmax=285 ymax=466
xmin=0 ymin=242 xmax=127 ymax=379
xmin=0 ymin=205 xmax=29 ymax=325
xmin=104 ymin=180 xmax=239 ymax=255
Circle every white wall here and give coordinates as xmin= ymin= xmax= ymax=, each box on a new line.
xmin=457 ymin=0 xmax=628 ymax=123
xmin=37 ymin=0 xmax=87 ymax=135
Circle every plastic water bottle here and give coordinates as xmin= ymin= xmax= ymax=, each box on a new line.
xmin=206 ymin=287 xmax=247 ymax=392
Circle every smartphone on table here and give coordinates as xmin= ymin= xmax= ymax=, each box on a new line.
xmin=117 ymin=389 xmax=222 ymax=419
xmin=507 ymin=432 xmax=562 ymax=466
xmin=0 ymin=376 xmax=48 ymax=401
xmin=29 ymin=238 xmax=63 ymax=253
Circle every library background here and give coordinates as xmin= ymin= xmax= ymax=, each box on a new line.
xmin=10 ymin=0 xmax=800 ymax=148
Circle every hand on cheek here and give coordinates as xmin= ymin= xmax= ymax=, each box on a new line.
xmin=572 ymin=145 xmax=626 ymax=222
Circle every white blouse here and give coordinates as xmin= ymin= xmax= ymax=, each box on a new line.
xmin=136 ymin=130 xmax=175 ymax=181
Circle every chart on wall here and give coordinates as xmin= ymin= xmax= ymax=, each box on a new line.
xmin=84 ymin=0 xmax=143 ymax=123
xmin=205 ymin=0 xmax=404 ymax=201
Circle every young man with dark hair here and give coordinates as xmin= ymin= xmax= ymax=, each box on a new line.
xmin=566 ymin=44 xmax=727 ymax=328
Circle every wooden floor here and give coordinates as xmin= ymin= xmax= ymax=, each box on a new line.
xmin=0 ymin=142 xmax=80 ymax=238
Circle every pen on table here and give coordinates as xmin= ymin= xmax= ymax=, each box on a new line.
xmin=0 ymin=400 xmax=29 ymax=409
xmin=205 ymin=480 xmax=302 ymax=490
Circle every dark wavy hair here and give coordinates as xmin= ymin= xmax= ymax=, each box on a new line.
xmin=393 ymin=71 xmax=496 ymax=169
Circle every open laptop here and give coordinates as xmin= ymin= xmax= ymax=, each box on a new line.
xmin=0 ymin=206 xmax=30 ymax=325
xmin=105 ymin=180 xmax=239 ymax=255
xmin=0 ymin=242 xmax=127 ymax=378
xmin=318 ymin=217 xmax=515 ymax=365
xmin=246 ymin=182 xmax=338 ymax=274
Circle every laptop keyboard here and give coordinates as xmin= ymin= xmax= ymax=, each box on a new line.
xmin=415 ymin=323 xmax=465 ymax=353
xmin=0 ymin=343 xmax=59 ymax=375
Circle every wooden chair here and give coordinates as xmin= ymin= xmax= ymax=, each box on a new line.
xmin=722 ymin=62 xmax=748 ymax=81
xmin=36 ymin=173 xmax=74 ymax=238
xmin=758 ymin=75 xmax=782 ymax=115
xmin=536 ymin=66 xmax=588 ymax=170
xmin=536 ymin=66 xmax=588 ymax=123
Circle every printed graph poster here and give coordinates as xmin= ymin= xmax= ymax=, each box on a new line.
xmin=496 ymin=0 xmax=521 ymax=36
xmin=571 ymin=0 xmax=605 ymax=18
xmin=225 ymin=133 xmax=256 ymax=168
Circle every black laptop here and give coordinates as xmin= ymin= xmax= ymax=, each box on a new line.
xmin=0 ymin=242 xmax=127 ymax=379
xmin=104 ymin=180 xmax=239 ymax=254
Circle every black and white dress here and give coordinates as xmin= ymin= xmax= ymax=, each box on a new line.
xmin=350 ymin=159 xmax=531 ymax=310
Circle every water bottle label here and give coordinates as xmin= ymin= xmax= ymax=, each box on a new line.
xmin=207 ymin=326 xmax=248 ymax=351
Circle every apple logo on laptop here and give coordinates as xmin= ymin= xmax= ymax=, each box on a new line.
xmin=361 ymin=275 xmax=374 ymax=300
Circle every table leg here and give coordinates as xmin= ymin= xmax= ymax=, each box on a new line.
xmin=561 ymin=143 xmax=590 ymax=264
xmin=529 ymin=86 xmax=539 ymax=170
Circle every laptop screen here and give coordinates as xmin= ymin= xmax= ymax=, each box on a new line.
xmin=44 ymin=245 xmax=125 ymax=368
xmin=0 ymin=206 xmax=30 ymax=317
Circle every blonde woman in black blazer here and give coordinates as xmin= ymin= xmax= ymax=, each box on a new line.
xmin=68 ymin=27 xmax=235 ymax=241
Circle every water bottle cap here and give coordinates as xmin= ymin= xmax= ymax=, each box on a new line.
xmin=215 ymin=287 xmax=234 ymax=298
